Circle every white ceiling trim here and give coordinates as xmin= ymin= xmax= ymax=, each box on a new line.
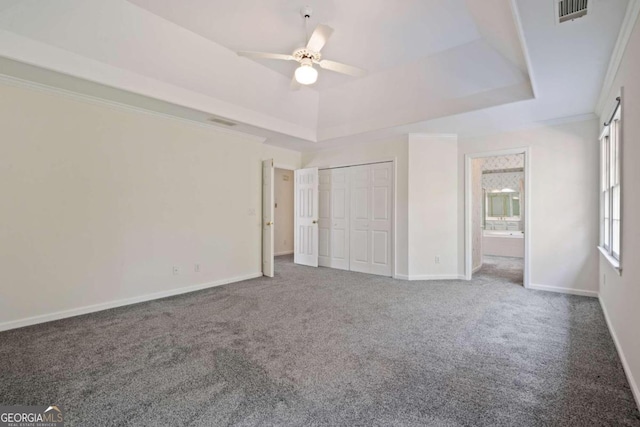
xmin=0 ymin=29 xmax=318 ymax=142
xmin=595 ymin=0 xmax=640 ymax=115
xmin=408 ymin=133 xmax=458 ymax=139
xmin=510 ymin=0 xmax=539 ymax=98
xmin=0 ymin=72 xmax=268 ymax=143
xmin=533 ymin=112 xmax=598 ymax=128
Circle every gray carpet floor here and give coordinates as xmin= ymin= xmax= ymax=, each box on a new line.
xmin=1 ymin=255 xmax=639 ymax=426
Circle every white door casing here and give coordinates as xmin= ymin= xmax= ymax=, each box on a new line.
xmin=262 ymin=159 xmax=274 ymax=277
xmin=294 ymin=167 xmax=319 ymax=267
xmin=318 ymin=168 xmax=350 ymax=270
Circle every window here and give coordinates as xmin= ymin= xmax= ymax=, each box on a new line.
xmin=600 ymin=98 xmax=621 ymax=270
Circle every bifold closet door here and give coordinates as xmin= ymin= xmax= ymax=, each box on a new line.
xmin=318 ymin=169 xmax=350 ymax=270
xmin=349 ymin=163 xmax=392 ymax=276
xmin=318 ymin=170 xmax=331 ymax=267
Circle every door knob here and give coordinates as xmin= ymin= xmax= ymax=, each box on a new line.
xmin=312 ymin=220 xmax=318 ymax=224
xmin=266 ymin=221 xmax=273 ymax=226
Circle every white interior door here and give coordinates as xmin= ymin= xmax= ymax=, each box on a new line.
xmin=349 ymin=165 xmax=371 ymax=273
xmin=262 ymin=159 xmax=274 ymax=277
xmin=349 ymin=163 xmax=392 ymax=276
xmin=294 ymin=167 xmax=319 ymax=267
xmin=368 ymin=163 xmax=393 ymax=276
xmin=329 ymin=168 xmax=350 ymax=270
xmin=318 ymin=168 xmax=350 ymax=270
xmin=318 ymin=170 xmax=332 ymax=267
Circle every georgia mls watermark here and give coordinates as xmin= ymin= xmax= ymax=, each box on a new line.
xmin=0 ymin=406 xmax=64 ymax=427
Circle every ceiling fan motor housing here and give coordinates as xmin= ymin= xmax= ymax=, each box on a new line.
xmin=300 ymin=6 xmax=313 ymax=19
xmin=293 ymin=48 xmax=321 ymax=63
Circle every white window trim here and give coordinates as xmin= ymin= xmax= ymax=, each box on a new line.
xmin=599 ymin=97 xmax=622 ymax=275
xmin=598 ymin=246 xmax=621 ymax=275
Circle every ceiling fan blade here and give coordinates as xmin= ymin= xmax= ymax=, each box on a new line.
xmin=306 ymin=24 xmax=334 ymax=52
xmin=237 ymin=51 xmax=295 ymax=61
xmin=317 ymin=60 xmax=367 ymax=77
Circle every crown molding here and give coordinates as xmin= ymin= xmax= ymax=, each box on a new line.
xmin=0 ymin=73 xmax=268 ymax=143
xmin=510 ymin=0 xmax=538 ymax=98
xmin=408 ymin=133 xmax=458 ymax=140
xmin=533 ymin=112 xmax=597 ymax=128
xmin=595 ymin=0 xmax=640 ymax=116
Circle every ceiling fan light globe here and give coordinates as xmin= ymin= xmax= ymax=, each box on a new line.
xmin=295 ymin=64 xmax=318 ymax=85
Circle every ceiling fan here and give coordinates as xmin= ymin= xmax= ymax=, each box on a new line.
xmin=237 ymin=6 xmax=367 ymax=88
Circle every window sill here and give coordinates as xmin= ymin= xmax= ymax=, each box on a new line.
xmin=598 ymin=246 xmax=622 ymax=276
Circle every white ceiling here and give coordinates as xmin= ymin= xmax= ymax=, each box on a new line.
xmin=0 ymin=0 xmax=630 ymax=151
xmin=127 ymin=0 xmax=484 ymax=90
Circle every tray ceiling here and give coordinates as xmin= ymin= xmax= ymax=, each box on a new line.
xmin=0 ymin=0 xmax=628 ymax=149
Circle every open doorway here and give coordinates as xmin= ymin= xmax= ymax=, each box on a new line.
xmin=274 ymin=168 xmax=295 ymax=270
xmin=466 ymin=149 xmax=530 ymax=287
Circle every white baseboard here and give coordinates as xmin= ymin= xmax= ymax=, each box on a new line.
xmin=0 ymin=272 xmax=263 ymax=332
xmin=599 ymin=297 xmax=640 ymax=411
xmin=274 ymin=250 xmax=294 ymax=256
xmin=528 ymin=283 xmax=598 ymax=298
xmin=394 ymin=274 xmax=464 ymax=281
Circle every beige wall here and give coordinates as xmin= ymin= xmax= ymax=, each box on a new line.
xmin=458 ymin=119 xmax=600 ymax=294
xmin=274 ymin=168 xmax=294 ymax=255
xmin=407 ymin=135 xmax=459 ymax=279
xmin=263 ymin=145 xmax=302 ymax=170
xmin=598 ymin=12 xmax=640 ymax=408
xmin=0 ymin=81 xmax=299 ymax=329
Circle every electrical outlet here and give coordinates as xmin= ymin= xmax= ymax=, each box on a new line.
xmin=435 ymin=256 xmax=440 ymax=264
xmin=195 ymin=264 xmax=200 ymax=273
xmin=172 ymin=266 xmax=179 ymax=275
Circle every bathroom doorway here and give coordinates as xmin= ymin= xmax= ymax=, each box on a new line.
xmin=465 ymin=149 xmax=530 ymax=287
xmin=273 ymin=168 xmax=295 ymax=271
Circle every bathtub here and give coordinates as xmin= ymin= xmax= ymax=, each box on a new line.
xmin=483 ymin=230 xmax=524 ymax=257
xmin=483 ymin=230 xmax=524 ymax=238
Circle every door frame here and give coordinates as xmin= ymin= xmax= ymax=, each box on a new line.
xmin=315 ymin=158 xmax=397 ymax=278
xmin=464 ymin=147 xmax=531 ymax=288
xmin=261 ymin=162 xmax=297 ymax=274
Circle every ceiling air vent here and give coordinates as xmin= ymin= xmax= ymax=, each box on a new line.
xmin=557 ymin=0 xmax=588 ymax=23
xmin=208 ymin=117 xmax=237 ymax=127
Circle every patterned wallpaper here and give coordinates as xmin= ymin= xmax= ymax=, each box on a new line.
xmin=480 ymin=154 xmax=524 ymax=192
xmin=482 ymin=172 xmax=523 ymax=192
xmin=481 ymin=154 xmax=524 ymax=171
